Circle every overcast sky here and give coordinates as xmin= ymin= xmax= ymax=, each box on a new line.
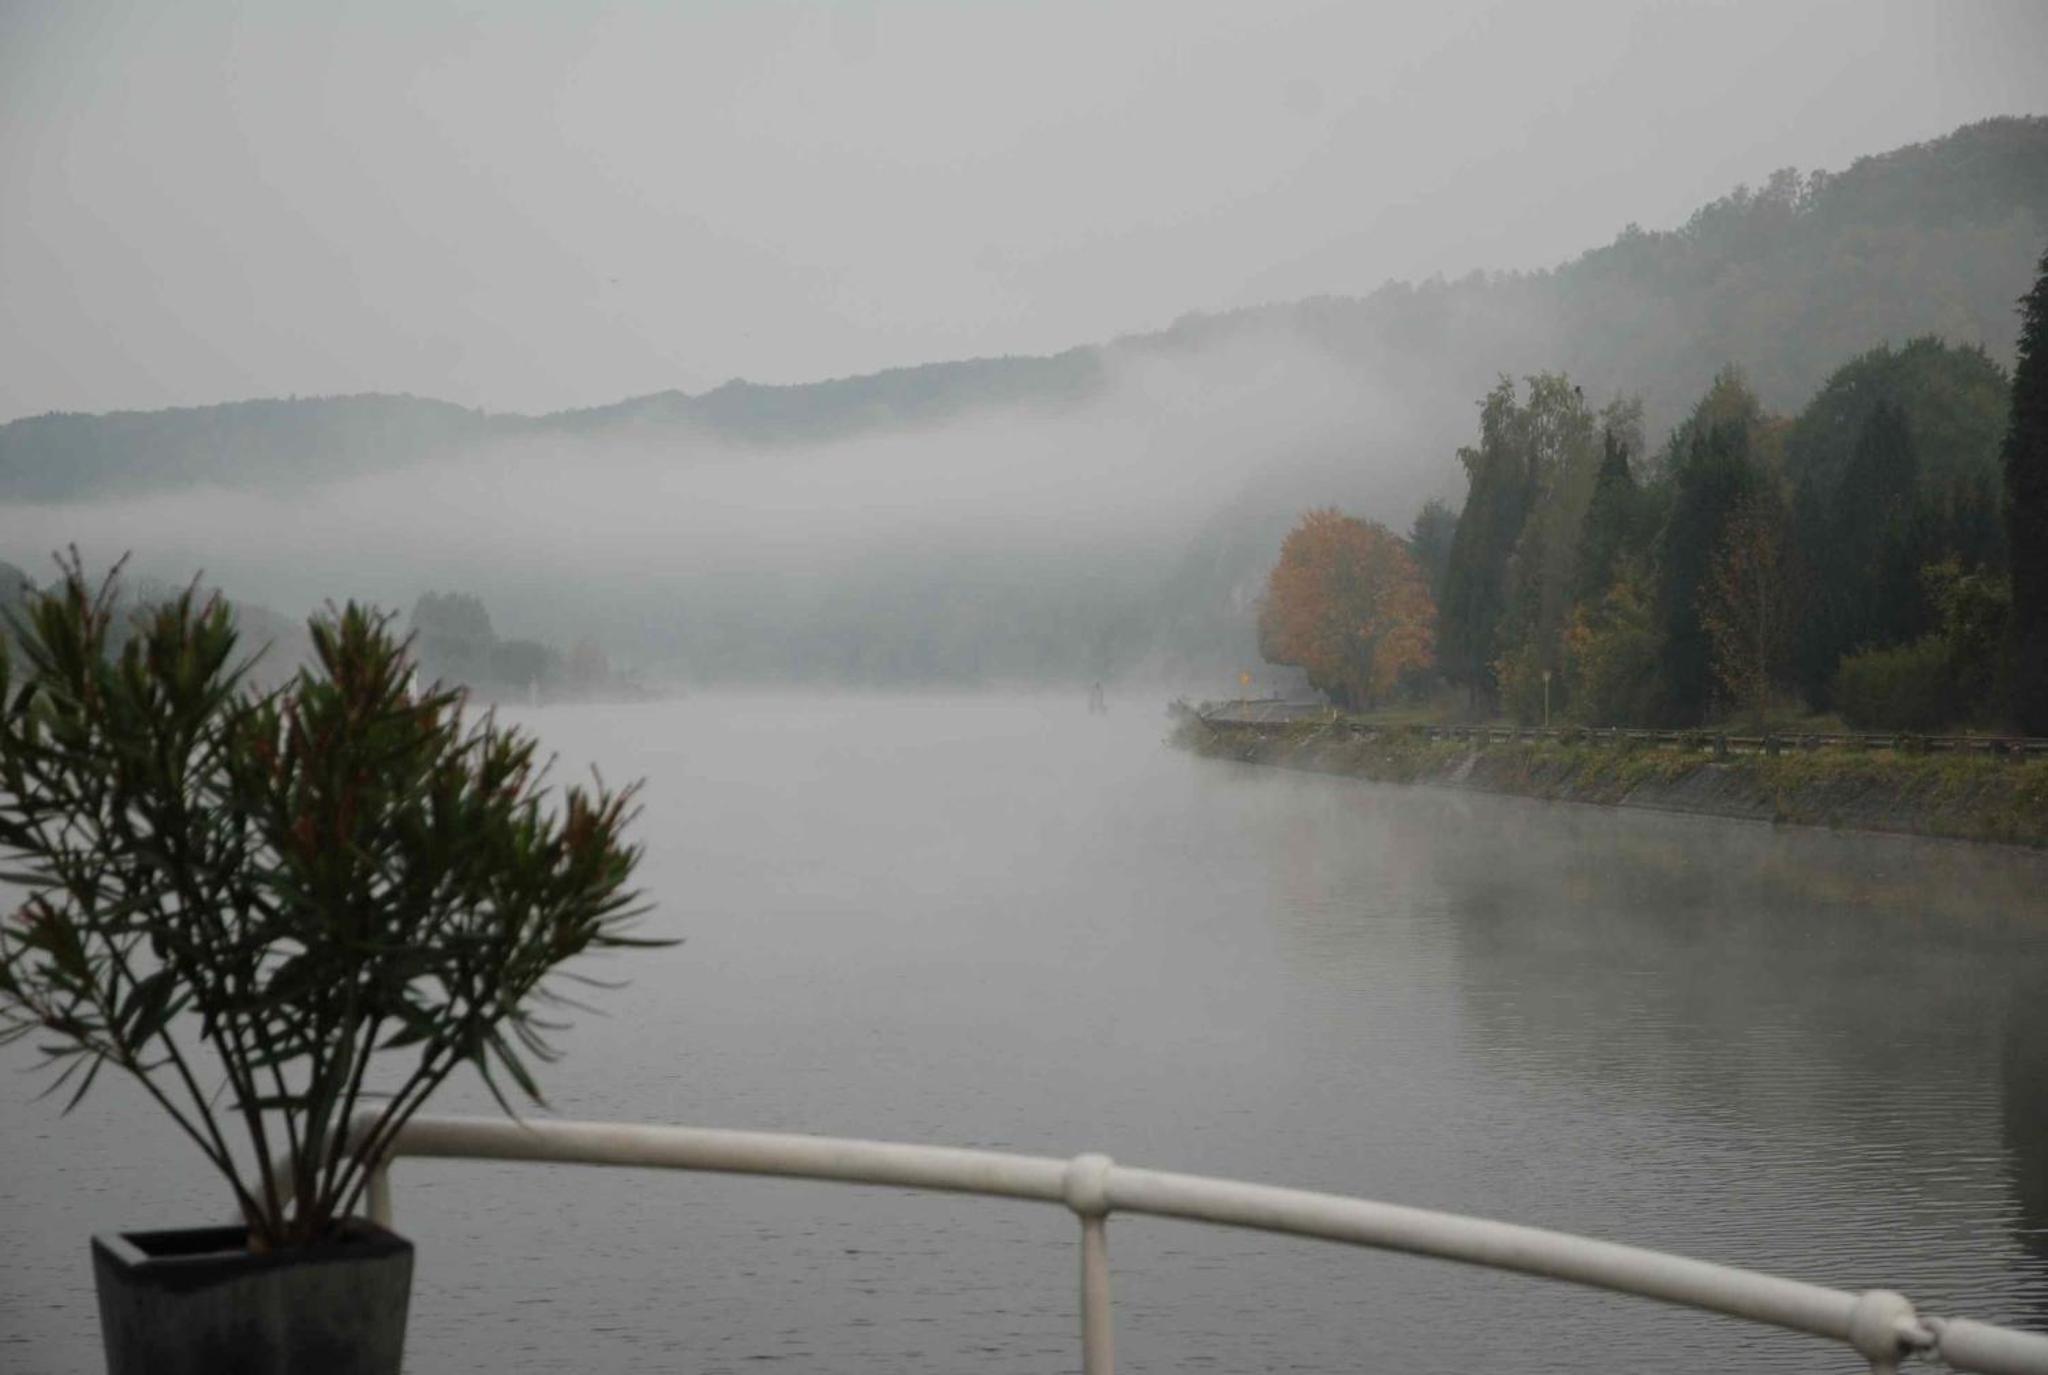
xmin=2 ymin=0 xmax=2044 ymax=422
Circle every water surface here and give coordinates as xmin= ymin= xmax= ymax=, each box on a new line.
xmin=4 ymin=695 xmax=2046 ymax=1373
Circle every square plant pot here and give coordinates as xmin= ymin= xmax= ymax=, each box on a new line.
xmin=92 ymin=1219 xmax=413 ymax=1375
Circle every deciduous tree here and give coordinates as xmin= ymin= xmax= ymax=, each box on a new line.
xmin=1562 ymin=561 xmax=1663 ymax=726
xmin=1259 ymin=509 xmax=1435 ymax=710
xmin=1700 ymin=493 xmax=1797 ymax=725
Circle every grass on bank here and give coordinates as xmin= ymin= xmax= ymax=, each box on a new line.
xmin=1174 ymin=714 xmax=2048 ymax=848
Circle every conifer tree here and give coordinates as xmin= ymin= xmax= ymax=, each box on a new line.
xmin=1656 ymin=370 xmax=1768 ymax=723
xmin=1834 ymin=400 xmax=1929 ymax=655
xmin=1439 ymin=380 xmax=1534 ymax=707
xmin=2005 ymin=244 xmax=2048 ymax=732
xmin=1575 ymin=426 xmax=1639 ymax=604
xmin=1406 ymin=498 xmax=1460 ymax=602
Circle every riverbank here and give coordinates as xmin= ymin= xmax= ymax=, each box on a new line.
xmin=1173 ymin=715 xmax=2048 ymax=847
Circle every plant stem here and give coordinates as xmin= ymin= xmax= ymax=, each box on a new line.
xmin=326 ymin=1039 xmax=460 ymax=1225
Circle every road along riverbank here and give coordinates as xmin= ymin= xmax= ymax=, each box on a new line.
xmin=1173 ymin=714 xmax=2048 ymax=847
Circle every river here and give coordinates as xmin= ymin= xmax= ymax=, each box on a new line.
xmin=4 ymin=694 xmax=2047 ymax=1373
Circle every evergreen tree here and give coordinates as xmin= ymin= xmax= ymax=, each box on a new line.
xmin=1438 ymin=379 xmax=1534 ymax=707
xmin=1657 ymin=378 xmax=1767 ymax=723
xmin=1786 ymin=341 xmax=2011 ymax=707
xmin=1946 ymin=469 xmax=2007 ymax=575
xmin=1785 ymin=337 xmax=2010 ymax=505
xmin=1833 ymin=400 xmax=1930 ymax=655
xmin=2006 ymin=244 xmax=2048 ymax=732
xmin=1496 ymin=377 xmax=1605 ymax=701
xmin=1575 ymin=426 xmax=1639 ymax=604
xmin=1790 ymin=476 xmax=1838 ymax=705
xmin=409 ymin=591 xmax=497 ymax=687
xmin=1405 ymin=498 xmax=1460 ymax=602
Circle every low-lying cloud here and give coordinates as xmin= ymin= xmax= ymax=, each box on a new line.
xmin=3 ymin=321 xmax=1463 ymax=684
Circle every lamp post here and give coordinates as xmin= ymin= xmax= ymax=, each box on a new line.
xmin=1542 ymin=668 xmax=1552 ymax=729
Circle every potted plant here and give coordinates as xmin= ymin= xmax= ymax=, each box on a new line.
xmin=0 ymin=558 xmax=662 ymax=1375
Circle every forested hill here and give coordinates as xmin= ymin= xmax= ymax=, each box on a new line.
xmin=541 ymin=348 xmax=1105 ymax=443
xmin=5 ymin=116 xmax=2044 ymax=504
xmin=0 ymin=394 xmax=510 ymax=502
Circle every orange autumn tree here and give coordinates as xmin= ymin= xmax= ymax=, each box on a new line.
xmin=1258 ymin=508 xmax=1436 ymax=709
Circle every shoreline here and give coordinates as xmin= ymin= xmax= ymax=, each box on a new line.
xmin=1172 ymin=715 xmax=2048 ymax=849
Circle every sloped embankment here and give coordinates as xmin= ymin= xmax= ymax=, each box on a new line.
xmin=1173 ymin=717 xmax=2048 ymax=848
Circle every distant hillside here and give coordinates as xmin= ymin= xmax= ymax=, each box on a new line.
xmin=542 ymin=348 xmax=1106 ymax=443
xmin=5 ymin=117 xmax=2046 ymax=691
xmin=0 ymin=394 xmax=508 ymax=501
xmin=5 ymin=117 xmax=2043 ymax=508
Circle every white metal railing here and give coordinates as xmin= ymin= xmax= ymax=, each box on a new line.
xmin=344 ymin=1112 xmax=2048 ymax=1375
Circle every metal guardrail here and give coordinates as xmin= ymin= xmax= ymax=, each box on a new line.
xmin=347 ymin=1113 xmax=2048 ymax=1375
xmin=1193 ymin=708 xmax=2048 ymax=758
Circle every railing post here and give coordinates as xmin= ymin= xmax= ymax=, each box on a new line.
xmin=367 ymin=1159 xmax=393 ymax=1229
xmin=1848 ymin=1289 xmax=1929 ymax=1375
xmin=1066 ymin=1153 xmax=1116 ymax=1375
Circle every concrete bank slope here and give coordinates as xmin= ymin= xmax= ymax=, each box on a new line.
xmin=1174 ymin=717 xmax=2048 ymax=848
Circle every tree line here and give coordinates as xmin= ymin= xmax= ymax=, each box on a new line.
xmin=1261 ymin=246 xmax=2048 ymax=734
xmin=407 ymin=591 xmax=630 ymax=702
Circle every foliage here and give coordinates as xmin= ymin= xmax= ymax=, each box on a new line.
xmin=0 ymin=559 xmax=661 ymax=1250
xmin=409 ymin=591 xmax=496 ymax=688
xmin=1784 ymin=340 xmax=2010 ymax=707
xmin=1833 ymin=560 xmax=2009 ymax=732
xmin=1405 ymin=499 xmax=1459 ymax=601
xmin=1497 ymin=383 xmax=1633 ymax=719
xmin=1562 ymin=562 xmax=1663 ymax=726
xmin=2007 ymin=244 xmax=2048 ymax=733
xmin=1700 ymin=494 xmax=1799 ymax=725
xmin=492 ymin=638 xmax=564 ymax=693
xmin=1258 ymin=509 xmax=1434 ymax=710
xmin=1424 ymin=289 xmax=2033 ymax=733
xmin=0 ymin=559 xmax=31 ymax=613
xmin=1178 ymin=717 xmax=2048 ymax=849
xmin=1575 ymin=425 xmax=1644 ymax=605
xmin=1925 ymin=558 xmax=2011 ymax=723
xmin=1785 ymin=336 xmax=2010 ymax=527
xmin=566 ymin=636 xmax=612 ymax=694
xmin=1834 ymin=637 xmax=1953 ymax=732
xmin=1438 ymin=380 xmax=1535 ymax=703
xmin=1805 ymin=401 xmax=1933 ymax=697
xmin=1654 ymin=369 xmax=1768 ymax=722
xmin=1491 ymin=642 xmax=1551 ymax=725
xmin=408 ymin=592 xmax=604 ymax=701
xmin=3 ymin=121 xmax=2046 ymax=692
xmin=1436 ymin=376 xmax=1619 ymax=709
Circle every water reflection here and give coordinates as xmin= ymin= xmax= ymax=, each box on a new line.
xmin=1255 ymin=774 xmax=2048 ymax=1329
xmin=5 ymin=700 xmax=2046 ymax=1373
xmin=2005 ymin=989 xmax=2048 ymax=1332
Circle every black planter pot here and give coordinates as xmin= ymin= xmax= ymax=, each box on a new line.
xmin=92 ymin=1219 xmax=413 ymax=1375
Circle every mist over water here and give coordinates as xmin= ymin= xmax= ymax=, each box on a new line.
xmin=4 ymin=4 xmax=2048 ymax=1370
xmin=0 ymin=330 xmax=1446 ymax=686
xmin=5 ymin=695 xmax=2045 ymax=1373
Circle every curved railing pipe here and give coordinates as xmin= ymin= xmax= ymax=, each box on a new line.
xmin=338 ymin=1114 xmax=2048 ymax=1375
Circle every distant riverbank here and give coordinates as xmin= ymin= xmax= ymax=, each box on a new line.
xmin=1173 ymin=714 xmax=2048 ymax=847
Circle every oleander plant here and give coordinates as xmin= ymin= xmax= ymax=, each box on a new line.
xmin=0 ymin=555 xmax=660 ymax=1251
